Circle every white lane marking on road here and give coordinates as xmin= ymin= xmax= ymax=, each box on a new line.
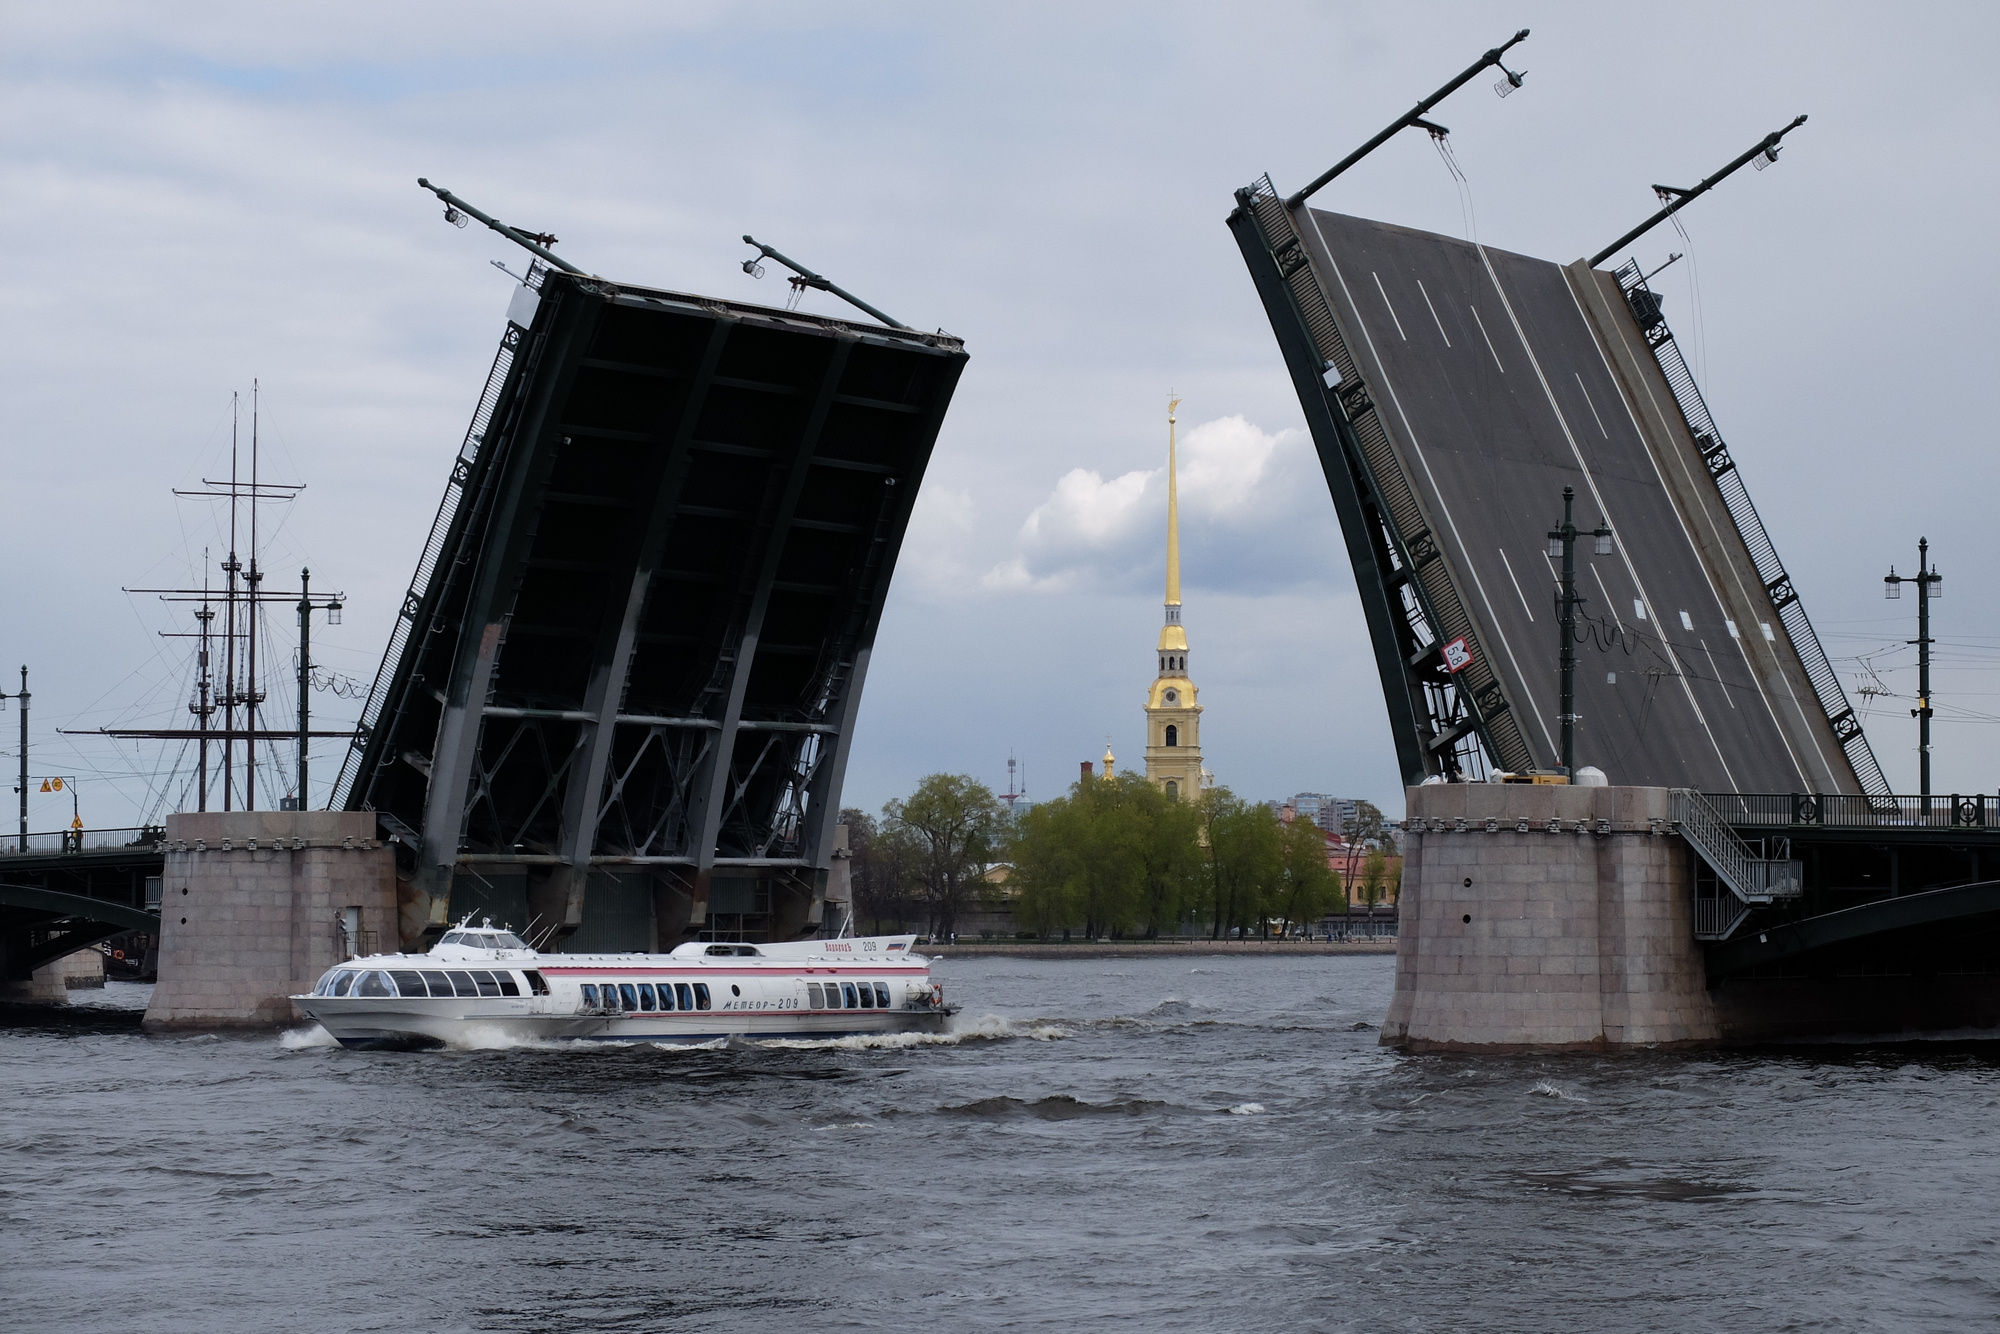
xmin=1701 ymin=640 xmax=1736 ymax=709
xmin=1499 ymin=548 xmax=1534 ymax=622
xmin=1590 ymin=564 xmax=1625 ymax=634
xmin=1574 ymin=372 xmax=1609 ymax=439
xmin=1469 ymin=304 xmax=1506 ymax=373
xmin=1476 ymin=245 xmax=1738 ymax=790
xmin=1558 ymin=269 xmax=1825 ymax=790
xmin=1306 ymin=214 xmax=1554 ymax=757
xmin=1372 ymin=271 xmax=1409 ymax=340
xmin=1417 ymin=280 xmax=1452 ymax=346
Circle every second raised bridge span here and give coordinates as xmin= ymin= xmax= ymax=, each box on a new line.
xmin=1231 ymin=186 xmax=1880 ymax=796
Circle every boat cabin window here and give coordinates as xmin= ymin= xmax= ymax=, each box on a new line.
xmin=875 ymin=983 xmax=891 ymax=1008
xmin=694 ymin=983 xmax=711 ymax=1010
xmin=472 ymin=971 xmax=503 ymax=998
xmin=444 ymin=971 xmax=478 ymax=998
xmin=313 ymin=969 xmax=340 ymax=996
xmin=617 ymin=984 xmax=638 ymax=1010
xmin=355 ymin=970 xmax=395 ymax=998
xmin=580 ymin=984 xmax=599 ymax=1007
xmin=330 ymin=971 xmax=356 ymax=997
xmin=391 ymin=970 xmax=428 ymax=998
xmin=490 ymin=932 xmax=526 ymax=950
xmin=440 ymin=932 xmax=466 ymax=946
xmin=675 ymin=983 xmax=694 ymax=1011
xmin=841 ymin=983 xmax=857 ymax=1008
xmin=658 ymin=983 xmax=676 ymax=1011
xmin=496 ymin=972 xmax=521 ymax=997
xmin=523 ymin=970 xmax=550 ymax=996
xmin=807 ymin=983 xmax=823 ymax=1008
xmin=637 ymin=983 xmax=656 ymax=1010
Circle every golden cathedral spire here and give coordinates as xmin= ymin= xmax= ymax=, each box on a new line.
xmin=1145 ymin=394 xmax=1204 ymax=801
xmin=1165 ymin=395 xmax=1181 ymax=611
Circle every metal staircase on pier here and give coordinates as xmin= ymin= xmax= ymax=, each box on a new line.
xmin=1671 ymin=789 xmax=1801 ymax=940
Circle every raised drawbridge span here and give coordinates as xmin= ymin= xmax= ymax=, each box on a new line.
xmin=1228 ymin=186 xmax=1882 ymax=796
xmin=335 ymin=261 xmax=966 ymax=950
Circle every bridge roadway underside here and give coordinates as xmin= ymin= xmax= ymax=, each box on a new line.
xmin=0 ymin=846 xmax=161 ymax=982
xmin=1236 ymin=196 xmax=1857 ymax=793
xmin=343 ymin=272 xmax=966 ymax=951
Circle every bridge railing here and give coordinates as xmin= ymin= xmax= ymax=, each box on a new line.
xmin=1706 ymin=792 xmax=1997 ymax=831
xmin=1670 ymin=789 xmax=1801 ymax=905
xmin=1615 ymin=262 xmax=1889 ymax=798
xmin=0 ymin=828 xmax=163 ymax=855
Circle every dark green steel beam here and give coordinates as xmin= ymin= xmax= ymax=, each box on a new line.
xmin=1705 ymin=879 xmax=2000 ymax=978
xmin=0 ymin=882 xmax=158 ymax=934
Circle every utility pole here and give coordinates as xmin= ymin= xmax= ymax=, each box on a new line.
xmin=1547 ymin=487 xmax=1613 ymax=778
xmin=295 ymin=568 xmax=343 ymax=810
xmin=1 ymin=667 xmax=26 ymax=850
xmin=1884 ymin=538 xmax=1943 ymax=797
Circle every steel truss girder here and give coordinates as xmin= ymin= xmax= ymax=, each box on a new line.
xmin=348 ymin=270 xmax=966 ymax=942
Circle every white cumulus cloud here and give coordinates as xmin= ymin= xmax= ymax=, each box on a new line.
xmin=987 ymin=414 xmax=1333 ymax=595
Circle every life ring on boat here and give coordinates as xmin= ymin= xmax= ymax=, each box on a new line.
xmin=929 ymin=981 xmax=944 ymax=1008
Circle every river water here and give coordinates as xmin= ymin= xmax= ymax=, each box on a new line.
xmin=3 ymin=955 xmax=1996 ymax=1332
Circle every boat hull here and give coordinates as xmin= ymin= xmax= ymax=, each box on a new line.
xmin=295 ymin=995 xmax=951 ymax=1050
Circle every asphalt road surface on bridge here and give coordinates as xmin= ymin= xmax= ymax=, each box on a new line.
xmin=1294 ymin=209 xmax=1852 ymax=792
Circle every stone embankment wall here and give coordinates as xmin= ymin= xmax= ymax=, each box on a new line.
xmin=144 ymin=810 xmax=397 ymax=1031
xmin=1382 ymin=784 xmax=1719 ymax=1051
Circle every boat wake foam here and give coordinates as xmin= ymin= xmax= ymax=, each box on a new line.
xmin=754 ymin=1013 xmax=1066 ymax=1050
xmin=278 ymin=1025 xmax=339 ymax=1050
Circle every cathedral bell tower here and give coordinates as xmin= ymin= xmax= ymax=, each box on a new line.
xmin=1145 ymin=396 xmax=1205 ymax=801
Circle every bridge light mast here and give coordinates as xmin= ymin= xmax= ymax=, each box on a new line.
xmin=1884 ymin=538 xmax=1943 ymax=797
xmin=1548 ymin=487 xmax=1613 ymax=778
xmin=1588 ymin=115 xmax=1808 ymax=268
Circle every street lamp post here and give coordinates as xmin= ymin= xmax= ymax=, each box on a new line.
xmin=1548 ymin=487 xmax=1613 ymax=779
xmin=0 ymin=668 xmax=26 ymax=851
xmin=295 ymin=568 xmax=344 ymax=811
xmin=1884 ymin=538 xmax=1943 ymax=798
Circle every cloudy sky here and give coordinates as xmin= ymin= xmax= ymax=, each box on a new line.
xmin=4 ymin=2 xmax=1997 ymax=832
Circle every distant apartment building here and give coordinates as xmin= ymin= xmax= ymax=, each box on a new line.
xmin=1269 ymin=793 xmax=1360 ymax=836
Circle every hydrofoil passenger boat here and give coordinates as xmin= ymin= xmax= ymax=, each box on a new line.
xmin=292 ymin=923 xmax=951 ymax=1050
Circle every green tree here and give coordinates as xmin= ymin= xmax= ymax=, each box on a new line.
xmin=1274 ymin=815 xmax=1341 ymax=936
xmin=1358 ymin=847 xmax=1388 ymax=911
xmin=1200 ymin=789 xmax=1283 ymax=939
xmin=1004 ymin=773 xmax=1204 ymax=939
xmin=841 ymin=807 xmax=921 ymax=933
xmin=884 ymin=774 xmax=1005 ymax=940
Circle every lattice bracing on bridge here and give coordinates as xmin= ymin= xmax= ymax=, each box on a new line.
xmin=336 ymin=267 xmax=966 ymax=948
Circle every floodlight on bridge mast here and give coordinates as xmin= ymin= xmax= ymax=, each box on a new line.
xmin=417 ymin=178 xmax=587 ymax=276
xmin=1588 ymin=115 xmax=1808 ymax=268
xmin=1285 ymin=27 xmax=1530 ymax=211
xmin=739 ymin=236 xmax=912 ymax=331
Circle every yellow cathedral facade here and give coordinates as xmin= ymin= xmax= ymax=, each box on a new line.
xmin=1144 ymin=397 xmax=1207 ymax=801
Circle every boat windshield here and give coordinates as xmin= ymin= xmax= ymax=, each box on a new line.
xmin=490 ymin=932 xmax=527 ymax=949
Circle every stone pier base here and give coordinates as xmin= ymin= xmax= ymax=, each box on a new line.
xmin=143 ymin=810 xmax=397 ymax=1031
xmin=1382 ymin=784 xmax=1718 ymax=1051
xmin=0 ymin=949 xmax=106 ymax=1003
